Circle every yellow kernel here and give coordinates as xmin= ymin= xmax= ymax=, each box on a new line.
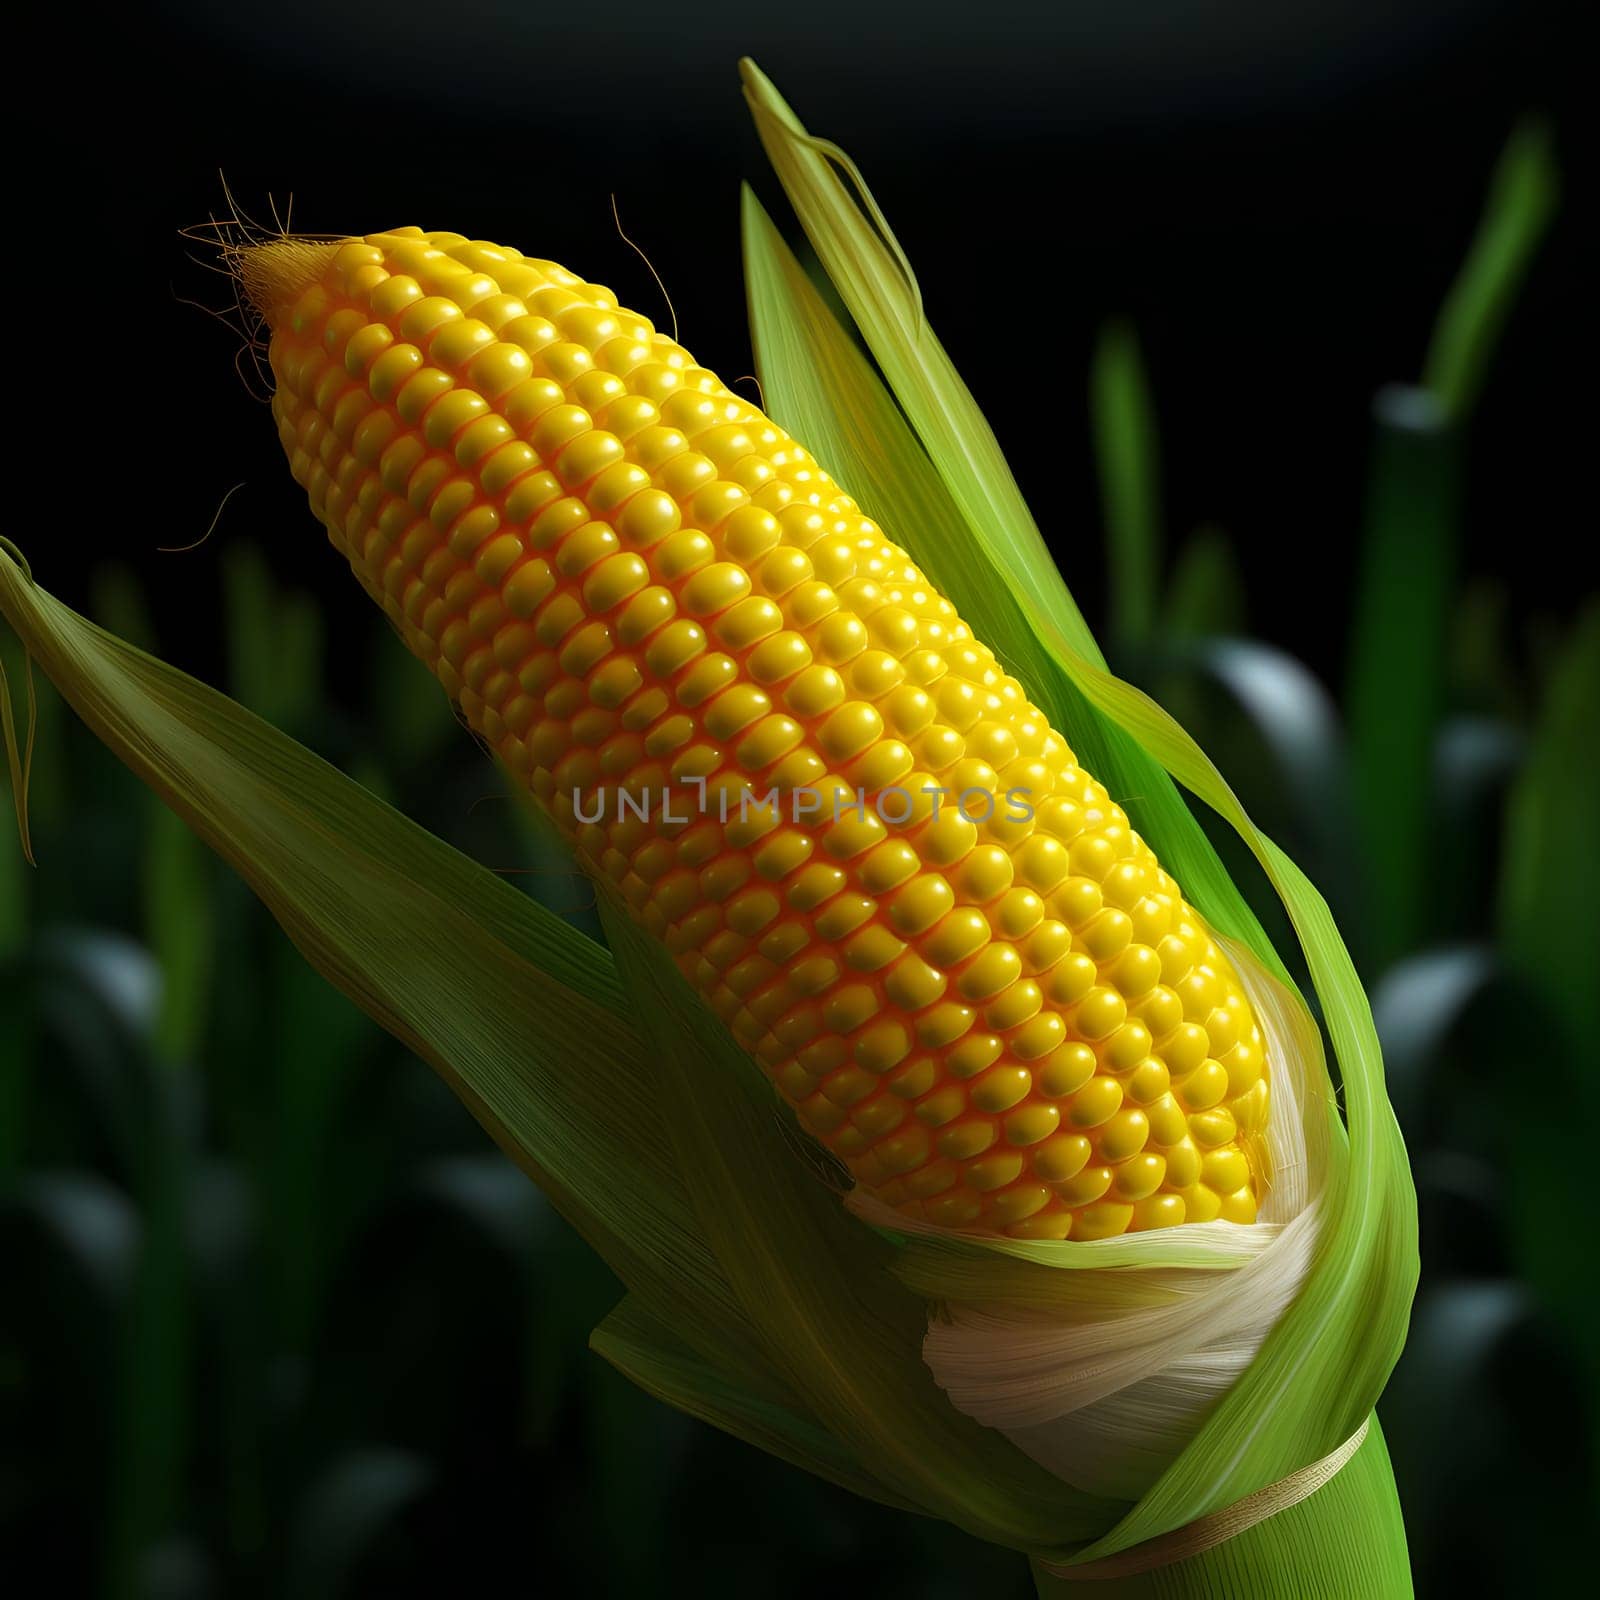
xmin=890 ymin=875 xmax=956 ymax=937
xmin=876 ymin=1125 xmax=932 ymax=1175
xmin=1055 ymin=877 xmax=1102 ymax=927
xmin=1032 ymin=1133 xmax=1092 ymax=1184
xmin=704 ymin=684 xmax=770 ymax=740
xmin=889 ymin=1057 xmax=940 ymax=1100
xmin=821 ymin=1066 xmax=877 ymax=1108
xmin=1128 ymin=1059 xmax=1172 ymax=1105
xmin=681 ymin=561 xmax=752 ymax=616
xmin=850 ymin=1098 xmax=905 ymax=1139
xmin=1074 ymin=1200 xmax=1137 ymax=1240
xmin=859 ymin=842 xmax=920 ymax=894
xmin=916 ymin=1003 xmax=974 ymax=1050
xmin=969 ymin=1066 xmax=1032 ymax=1113
xmin=1177 ymin=1060 xmax=1230 ymax=1112
xmin=884 ymin=954 xmax=946 ymax=1010
xmin=1105 ymin=1021 xmax=1153 ymax=1072
xmin=924 ymin=1189 xmax=984 ymax=1226
xmin=1131 ymin=1193 xmax=1187 ymax=1231
xmin=1189 ymin=1108 xmax=1239 ymax=1149
xmin=786 ymin=665 xmax=847 ymax=718
xmin=842 ymin=923 xmax=905 ymax=971
xmin=749 ymin=632 xmax=812 ymax=683
xmin=587 ymin=657 xmax=641 ymax=708
xmin=1097 ymin=1109 xmax=1150 ymax=1163
xmin=645 ymin=619 xmax=706 ymax=677
xmin=1036 ymin=1044 xmax=1097 ymax=1099
xmin=1004 ymin=1103 xmax=1061 ymax=1147
xmin=957 ymin=944 xmax=1021 ymax=1001
xmin=715 ymin=597 xmax=783 ymax=650
xmin=922 ymin=909 xmax=990 ymax=967
xmin=915 ymin=1086 xmax=968 ymax=1127
xmin=1160 ymin=1023 xmax=1209 ymax=1076
xmin=855 ymin=1022 xmax=911 ymax=1074
xmin=989 ymin=1183 xmax=1050 ymax=1224
xmin=1074 ymin=987 xmax=1127 ymax=1040
xmin=1045 ymin=954 xmax=1097 ymax=1006
xmin=1201 ymin=1149 xmax=1249 ymax=1194
xmin=1053 ymin=1165 xmax=1113 ymax=1206
xmin=618 ymin=489 xmax=680 ymax=547
xmin=937 ymin=1120 xmax=996 ymax=1160
xmin=1068 ymin=1077 xmax=1123 ymax=1129
xmin=818 ymin=702 xmax=883 ymax=761
xmin=1147 ymin=1095 xmax=1189 ymax=1148
xmin=1008 ymin=1011 xmax=1065 ymax=1062
xmin=946 ymin=1032 xmax=1002 ymax=1079
xmin=503 ymin=560 xmax=555 ymax=618
xmin=813 ymin=894 xmax=876 ymax=940
xmin=579 ymin=552 xmax=648 ymax=612
xmin=966 ymin=1151 xmax=1025 ymax=1192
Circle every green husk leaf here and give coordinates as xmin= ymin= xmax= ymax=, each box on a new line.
xmin=596 ymin=892 xmax=1118 ymax=1551
xmin=4 ymin=547 xmax=1088 ymax=1535
xmin=0 ymin=550 xmax=775 ymax=1401
xmin=741 ymin=59 xmax=1416 ymax=1567
xmin=591 ymin=1294 xmax=921 ymax=1515
xmin=740 ymin=61 xmax=1102 ymax=669
xmin=740 ymin=185 xmax=1281 ymax=984
xmin=1030 ymin=1417 xmax=1411 ymax=1599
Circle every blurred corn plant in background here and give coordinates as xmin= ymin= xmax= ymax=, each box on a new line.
xmin=0 ymin=108 xmax=1587 ymax=1600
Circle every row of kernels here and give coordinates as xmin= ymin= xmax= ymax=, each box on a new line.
xmin=278 ymin=238 xmax=1268 ymax=1238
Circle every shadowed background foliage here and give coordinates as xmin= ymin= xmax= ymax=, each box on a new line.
xmin=2 ymin=1 xmax=1591 ymax=1595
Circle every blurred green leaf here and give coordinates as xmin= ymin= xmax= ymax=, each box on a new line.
xmin=90 ymin=564 xmax=159 ymax=656
xmin=1432 ymin=715 xmax=1525 ymax=939
xmin=2 ymin=1171 xmax=142 ymax=1593
xmin=1159 ymin=639 xmax=1353 ymax=924
xmin=1163 ymin=527 xmax=1246 ymax=642
xmin=222 ymin=543 xmax=325 ymax=733
xmin=285 ymin=1449 xmax=432 ymax=1600
xmin=1090 ymin=319 xmax=1162 ymax=651
xmin=1345 ymin=387 xmax=1461 ymax=972
xmin=107 ymin=1084 xmax=193 ymax=1600
xmin=3 ymin=1170 xmax=141 ymax=1303
xmin=369 ymin=619 xmax=458 ymax=771
xmin=1498 ymin=603 xmax=1600 ymax=1463
xmin=1 ymin=612 xmax=36 ymax=878
xmin=1447 ymin=580 xmax=1521 ymax=721
xmin=1500 ymin=605 xmax=1599 ymax=1044
xmin=1383 ymin=1279 xmax=1586 ymax=1596
xmin=1369 ymin=945 xmax=1497 ymax=1138
xmin=144 ymin=804 xmax=214 ymax=1066
xmin=1423 ymin=119 xmax=1559 ymax=424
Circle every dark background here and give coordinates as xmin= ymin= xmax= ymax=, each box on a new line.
xmin=18 ymin=0 xmax=1590 ymax=667
xmin=4 ymin=2 xmax=1592 ymax=1596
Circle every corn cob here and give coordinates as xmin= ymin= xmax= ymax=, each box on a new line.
xmin=245 ymin=229 xmax=1269 ymax=1240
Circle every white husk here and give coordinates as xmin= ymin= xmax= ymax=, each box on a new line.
xmin=848 ymin=936 xmax=1329 ymax=1501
